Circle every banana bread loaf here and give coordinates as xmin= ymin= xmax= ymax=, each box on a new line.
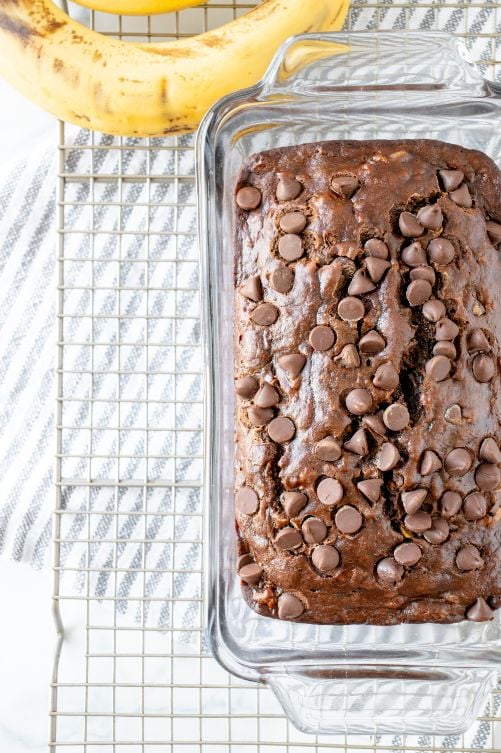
xmin=233 ymin=139 xmax=500 ymax=625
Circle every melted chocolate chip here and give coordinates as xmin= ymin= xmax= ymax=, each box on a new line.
xmin=479 ymin=437 xmax=501 ymax=464
xmin=401 ymin=488 xmax=427 ymax=515
xmin=472 ymin=354 xmax=495 ymax=383
xmin=465 ymin=597 xmax=493 ymax=622
xmin=433 ymin=341 xmax=457 ymax=359
xmin=348 ymin=269 xmax=376 ymax=296
xmin=410 ymin=265 xmax=436 ymax=285
xmin=422 ymin=299 xmax=446 ymax=323
xmin=373 ymin=363 xmax=399 ymax=390
xmin=475 ymin=462 xmax=500 ymax=491
xmin=419 ymin=450 xmax=442 ymax=475
xmin=239 ymin=562 xmax=263 ymax=584
xmin=427 ymin=238 xmax=455 ymax=265
xmin=362 ymin=413 xmax=388 ymax=437
xmin=467 ymin=329 xmax=491 ymax=353
xmin=377 ymin=442 xmax=400 ymax=471
xmin=417 ymin=204 xmax=443 ymax=230
xmin=486 ymin=220 xmax=501 ymax=245
xmin=236 ymin=186 xmax=261 ymax=210
xmin=237 ymin=553 xmax=253 ymax=570
xmin=425 ymin=355 xmax=451 ymax=382
xmin=359 ymin=330 xmax=386 ymax=354
xmin=423 ymin=517 xmax=449 ymax=544
xmin=406 ymin=279 xmax=432 ymax=306
xmin=365 ymin=238 xmax=389 ymax=259
xmin=254 ymin=383 xmax=279 ymax=408
xmin=240 ymin=276 xmax=263 ymax=302
xmin=275 ymin=526 xmax=303 ymax=550
xmin=450 ymin=184 xmax=472 ymax=208
xmin=456 ymin=545 xmax=484 ymax=572
xmin=399 ymin=212 xmax=424 ymax=238
xmin=439 ymin=169 xmax=464 ymax=191
xmin=338 ymin=296 xmax=365 ymax=322
xmin=366 ymin=257 xmax=391 ymax=283
xmin=302 ymin=517 xmax=327 ymax=544
xmin=435 ymin=318 xmax=459 ymax=341
xmin=334 ymin=344 xmax=361 ymax=368
xmin=247 ymin=405 xmax=274 ymax=426
xmin=440 ymin=490 xmax=462 ymax=517
xmin=383 ymin=403 xmax=410 ymax=431
xmin=404 ymin=511 xmax=432 ymax=533
xmin=357 ymin=478 xmax=383 ymax=503
xmin=331 ymin=175 xmax=359 ymax=198
xmin=401 ymin=242 xmax=427 ymax=267
xmin=283 ymin=491 xmax=307 ymax=517
xmin=276 ymin=175 xmax=302 ymax=201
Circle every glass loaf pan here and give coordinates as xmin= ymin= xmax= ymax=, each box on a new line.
xmin=197 ymin=33 xmax=501 ymax=736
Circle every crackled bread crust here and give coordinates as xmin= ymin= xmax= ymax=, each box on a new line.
xmin=233 ymin=139 xmax=501 ymax=625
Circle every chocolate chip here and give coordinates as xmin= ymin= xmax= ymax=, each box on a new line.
xmin=247 ymin=405 xmax=274 ymax=426
xmin=240 ymin=276 xmax=263 ymax=302
xmin=348 ymin=269 xmax=376 ymax=296
xmin=278 ymin=233 xmax=303 ymax=262
xmin=315 ymin=437 xmax=342 ymax=462
xmin=444 ymin=447 xmax=472 ymax=477
xmin=338 ymin=296 xmax=365 ymax=322
xmin=312 ymin=544 xmax=340 ymax=572
xmin=236 ymin=186 xmax=261 ymax=210
xmin=377 ymin=442 xmax=400 ymax=471
xmin=235 ymin=487 xmax=259 ymax=515
xmin=334 ymin=344 xmax=361 ymax=368
xmin=359 ymin=330 xmax=386 ymax=354
xmin=423 ymin=517 xmax=449 ymax=544
xmin=330 ymin=175 xmax=358 ymax=198
xmin=239 ymin=562 xmax=263 ymax=584
xmin=236 ymin=375 xmax=258 ymax=399
xmin=417 ymin=204 xmax=443 ymax=230
xmin=456 ymin=545 xmax=484 ymax=572
xmin=435 ymin=318 xmax=459 ymax=341
xmin=467 ymin=329 xmax=491 ymax=353
xmin=383 ymin=403 xmax=410 ymax=431
xmin=275 ymin=526 xmax=303 ymax=550
xmin=465 ymin=597 xmax=493 ymax=622
xmin=283 ymin=491 xmax=307 ymax=517
xmin=449 ymin=184 xmax=472 ymax=208
xmin=486 ymin=220 xmax=501 ymax=245
xmin=394 ymin=541 xmax=422 ymax=566
xmin=399 ymin=211 xmax=424 ymax=238
xmin=475 ymin=462 xmax=500 ymax=491
xmin=343 ymin=428 xmax=369 ymax=456
xmin=309 ymin=325 xmax=335 ymax=352
xmin=317 ymin=477 xmax=344 ymax=506
xmin=362 ymin=413 xmax=388 ymax=437
xmin=472 ymin=354 xmax=495 ymax=382
xmin=406 ymin=279 xmax=432 ymax=306
xmin=357 ymin=478 xmax=383 ymax=503
xmin=433 ymin=341 xmax=457 ymax=359
xmin=270 ymin=265 xmax=294 ymax=294
xmin=410 ymin=265 xmax=436 ymax=285
xmin=276 ymin=175 xmax=302 ymax=201
xmin=401 ymin=242 xmax=427 ymax=267
xmin=237 ymin=553 xmax=253 ymax=570
xmin=377 ymin=557 xmax=404 ymax=583
xmin=366 ymin=257 xmax=391 ymax=283
xmin=479 ymin=437 xmax=501 ymax=464
xmin=277 ymin=592 xmax=304 ymax=619
xmin=250 ymin=302 xmax=279 ymax=326
xmin=345 ymin=388 xmax=373 ymax=415
xmin=427 ymin=238 xmax=455 ymax=265
xmin=444 ymin=404 xmax=463 ymax=424
xmin=335 ymin=505 xmax=363 ymax=534
xmin=422 ymin=299 xmax=446 ymax=322
xmin=420 ymin=450 xmax=442 ymax=475
xmin=365 ymin=238 xmax=389 ymax=259
xmin=278 ymin=353 xmax=306 ymax=379
xmin=279 ymin=211 xmax=307 ymax=234
xmin=439 ymin=169 xmax=464 ymax=191
xmin=404 ymin=511 xmax=432 ymax=533
xmin=254 ymin=383 xmax=279 ymax=409
xmin=302 ymin=517 xmax=327 ymax=544
xmin=440 ymin=490 xmax=462 ymax=517
xmin=401 ymin=488 xmax=427 ymax=515
xmin=267 ymin=416 xmax=295 ymax=443
xmin=425 ymin=355 xmax=451 ymax=382
xmin=463 ymin=492 xmax=487 ymax=521
xmin=373 ymin=362 xmax=399 ymax=390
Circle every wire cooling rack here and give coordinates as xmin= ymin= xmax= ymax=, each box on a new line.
xmin=50 ymin=1 xmax=501 ymax=750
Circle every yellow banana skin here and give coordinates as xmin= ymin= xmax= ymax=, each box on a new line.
xmin=0 ymin=0 xmax=349 ymax=137
xmin=73 ymin=0 xmax=205 ymax=16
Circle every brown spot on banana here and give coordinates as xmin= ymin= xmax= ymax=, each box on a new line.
xmin=53 ymin=57 xmax=63 ymax=72
xmin=0 ymin=12 xmax=36 ymax=45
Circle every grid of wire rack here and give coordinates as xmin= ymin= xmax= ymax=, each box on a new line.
xmin=51 ymin=1 xmax=501 ymax=750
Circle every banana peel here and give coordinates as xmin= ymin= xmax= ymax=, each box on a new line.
xmin=73 ymin=0 xmax=205 ymax=16
xmin=0 ymin=0 xmax=350 ymax=137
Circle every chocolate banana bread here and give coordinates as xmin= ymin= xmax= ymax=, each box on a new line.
xmin=233 ymin=139 xmax=501 ymax=625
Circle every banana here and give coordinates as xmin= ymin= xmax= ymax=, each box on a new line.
xmin=73 ymin=0 xmax=205 ymax=16
xmin=0 ymin=0 xmax=349 ymax=137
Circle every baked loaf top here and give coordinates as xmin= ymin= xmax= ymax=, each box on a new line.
xmin=233 ymin=139 xmax=501 ymax=625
